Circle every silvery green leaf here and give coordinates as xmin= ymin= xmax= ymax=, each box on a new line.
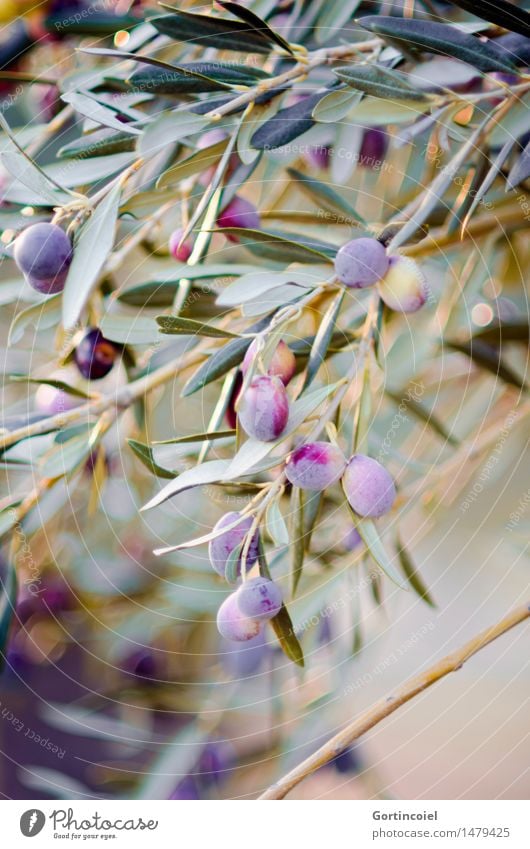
xmin=334 ymin=64 xmax=429 ymax=101
xmin=356 ymin=519 xmax=408 ymax=589
xmin=358 ymin=15 xmax=517 ymax=72
xmin=138 ymin=112 xmax=208 ymax=156
xmin=62 ymin=91 xmax=142 ymax=135
xmin=62 ymin=180 xmax=122 ymax=330
xmin=99 ymin=314 xmax=160 ymax=345
xmin=217 ymin=267 xmax=321 ymax=306
xmin=312 ymin=89 xmax=360 ymax=123
xmin=8 ymin=294 xmax=62 ymax=346
xmin=142 ymin=459 xmax=232 ymax=511
xmin=266 ymin=499 xmax=289 ymax=546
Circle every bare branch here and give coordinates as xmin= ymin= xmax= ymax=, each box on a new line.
xmin=259 ymin=601 xmax=530 ymax=799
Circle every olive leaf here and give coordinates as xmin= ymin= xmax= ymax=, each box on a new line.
xmin=58 ymin=129 xmax=136 ymax=159
xmin=251 ymin=91 xmax=330 ymax=151
xmin=259 ymin=544 xmax=304 ymax=667
xmin=358 ymin=15 xmax=517 ymax=73
xmin=334 ymin=64 xmax=430 ymax=101
xmin=396 ymin=535 xmax=436 ymax=608
xmin=353 ymin=516 xmax=408 ymax=589
xmin=61 ymin=91 xmax=142 ymax=136
xmin=286 ymin=167 xmax=365 ymax=225
xmin=212 ymin=227 xmax=336 ymax=264
xmin=445 ymin=0 xmax=530 ymax=39
xmin=216 ymin=1 xmax=295 ymax=56
xmin=290 ymin=486 xmax=306 ymax=597
xmin=156 ymin=315 xmax=240 ymax=339
xmin=299 ymin=290 xmax=346 ymax=394
xmin=181 ymin=316 xmax=271 ymax=397
xmin=447 ymin=340 xmax=528 ymax=391
xmin=150 ymin=10 xmax=273 ymax=53
xmin=506 ymin=137 xmax=530 ymax=189
xmin=156 ymin=138 xmax=229 ymax=188
xmin=0 ymin=557 xmax=17 ymax=671
xmin=62 ymin=180 xmax=122 ymax=330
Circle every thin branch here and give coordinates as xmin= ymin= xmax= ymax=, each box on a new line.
xmin=0 ymin=347 xmax=205 ymax=453
xmin=259 ymin=601 xmax=530 ymax=799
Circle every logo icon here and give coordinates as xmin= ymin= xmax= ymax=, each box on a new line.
xmin=20 ymin=810 xmax=46 ymax=837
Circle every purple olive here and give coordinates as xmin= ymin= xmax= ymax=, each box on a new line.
xmin=216 ymin=592 xmax=262 ymax=642
xmin=208 ymin=511 xmax=259 ymax=578
xmin=217 ymin=195 xmax=260 ymax=241
xmin=303 ymin=145 xmax=330 ymax=170
xmin=168 ymin=227 xmax=193 ymax=262
xmin=342 ymin=454 xmax=396 ymax=518
xmin=225 ymin=370 xmax=243 ymax=429
xmin=378 ymin=255 xmax=428 ymax=313
xmin=221 ymin=628 xmax=268 ymax=677
xmin=359 ymin=128 xmax=388 ymax=168
xmin=242 ymin=338 xmax=296 ymax=387
xmin=236 ymin=577 xmax=282 ymax=622
xmin=238 ymin=375 xmax=289 ymax=442
xmin=334 ymin=237 xmax=389 ymax=289
xmin=285 ymin=441 xmax=346 ymax=492
xmin=14 ymin=222 xmax=73 ymax=294
xmin=343 ymin=526 xmax=362 ymax=551
xmin=34 ymin=384 xmax=79 ymax=416
xmin=74 ymin=328 xmax=119 ymax=380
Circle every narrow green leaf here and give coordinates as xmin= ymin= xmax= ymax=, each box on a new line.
xmin=62 ymin=181 xmax=122 ymax=330
xmin=0 ymin=557 xmax=17 ymax=670
xmin=266 ymin=499 xmax=289 ymax=546
xmin=9 ymin=294 xmax=62 ymax=346
xmin=62 ymin=91 xmax=142 ymax=136
xmin=299 ymin=290 xmax=345 ymax=393
xmin=213 ymin=227 xmax=335 ymax=263
xmin=287 ymin=167 xmax=365 ymax=224
xmin=445 ymin=0 xmax=530 ymax=40
xmin=181 ymin=316 xmax=271 ymax=397
xmin=156 ymin=315 xmax=239 ymax=339
xmin=448 ymin=339 xmax=528 ymax=391
xmin=354 ymin=517 xmax=408 ymax=589
xmin=258 ymin=544 xmax=304 ymax=667
xmin=217 ymin=1 xmax=295 ymax=55
xmin=157 ymin=138 xmax=229 ymax=188
xmin=290 ymin=487 xmax=305 ymax=597
xmin=334 ymin=64 xmax=429 ymax=101
xmin=358 ymin=15 xmax=517 ymax=72
xmin=396 ymin=535 xmax=436 ymax=607
xmin=150 ymin=10 xmax=272 ymax=53
xmin=8 ymin=377 xmax=92 ymax=400
xmin=128 ymin=439 xmax=182 ymax=480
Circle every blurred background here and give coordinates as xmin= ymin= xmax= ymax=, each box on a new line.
xmin=0 ymin=0 xmax=529 ymax=800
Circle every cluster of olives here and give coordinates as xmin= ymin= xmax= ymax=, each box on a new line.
xmin=13 ymin=221 xmax=121 ymax=405
xmin=334 ymin=235 xmax=428 ymax=313
xmin=209 ymin=511 xmax=283 ymax=642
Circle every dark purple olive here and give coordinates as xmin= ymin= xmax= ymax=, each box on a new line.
xmin=74 ymin=328 xmax=119 ymax=380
